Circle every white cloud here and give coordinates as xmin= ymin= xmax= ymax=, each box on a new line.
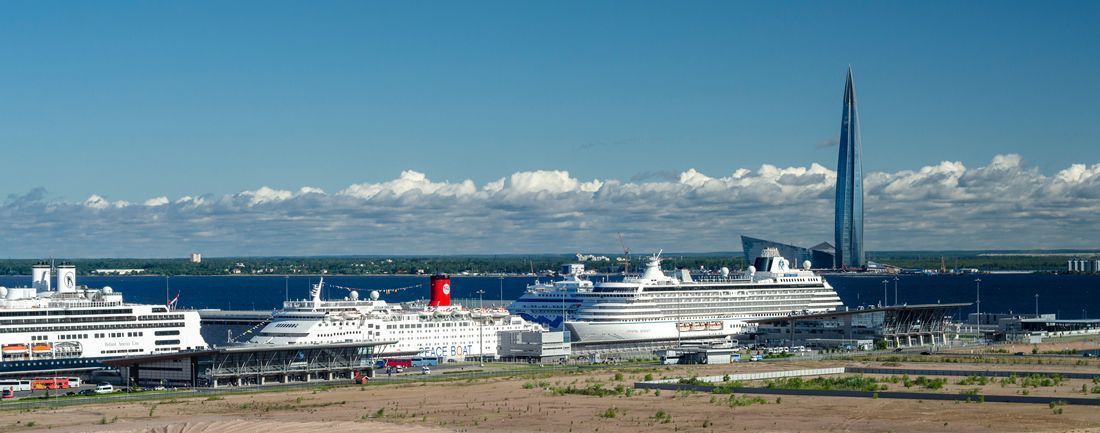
xmin=3 ymin=154 xmax=1098 ymax=257
xmin=143 ymin=196 xmax=170 ymax=207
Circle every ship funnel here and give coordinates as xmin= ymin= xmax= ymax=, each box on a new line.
xmin=56 ymin=263 xmax=77 ymax=293
xmin=429 ymin=274 xmax=451 ymax=307
xmin=32 ymin=263 xmax=51 ymax=292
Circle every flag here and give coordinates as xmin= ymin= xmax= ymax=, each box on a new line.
xmin=167 ymin=292 xmax=180 ymax=310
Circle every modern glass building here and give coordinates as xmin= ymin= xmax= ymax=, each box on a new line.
xmin=834 ymin=67 xmax=865 ymax=269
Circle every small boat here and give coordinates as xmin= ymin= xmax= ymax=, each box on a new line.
xmin=435 ymin=309 xmax=453 ymax=317
xmin=689 ymin=322 xmax=706 ymax=331
xmin=675 ymin=323 xmax=691 ymax=332
xmin=490 ymin=310 xmax=508 ymax=318
xmin=2 ymin=344 xmax=29 ymax=354
xmin=706 ymin=321 xmax=723 ymax=331
xmin=32 ymin=343 xmax=52 ymax=353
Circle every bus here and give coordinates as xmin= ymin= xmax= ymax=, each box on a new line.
xmin=31 ymin=377 xmax=70 ymax=390
xmin=0 ymin=379 xmax=31 ymax=392
xmin=66 ymin=377 xmax=83 ymax=388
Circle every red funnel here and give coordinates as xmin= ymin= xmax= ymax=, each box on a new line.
xmin=429 ymin=275 xmax=451 ymax=307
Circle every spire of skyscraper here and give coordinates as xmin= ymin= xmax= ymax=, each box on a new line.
xmin=834 ymin=66 xmax=865 ymax=269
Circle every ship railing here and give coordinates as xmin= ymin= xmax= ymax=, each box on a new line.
xmin=47 ymin=300 xmax=123 ymax=308
xmin=282 ymin=300 xmax=379 ymax=309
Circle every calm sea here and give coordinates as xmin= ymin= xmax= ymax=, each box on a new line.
xmin=2 ymin=274 xmax=1098 ymax=321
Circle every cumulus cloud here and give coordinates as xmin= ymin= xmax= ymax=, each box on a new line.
xmin=1 ymin=154 xmax=1097 ymax=257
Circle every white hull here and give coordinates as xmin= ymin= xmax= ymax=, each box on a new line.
xmin=565 ymin=319 xmax=753 ymax=343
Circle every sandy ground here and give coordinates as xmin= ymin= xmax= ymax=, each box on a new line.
xmin=4 ymin=342 xmax=1100 ymax=433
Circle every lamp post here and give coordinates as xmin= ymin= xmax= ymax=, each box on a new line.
xmin=881 ymin=280 xmax=888 ymax=307
xmin=974 ymin=278 xmax=982 ymax=330
xmin=476 ymin=289 xmax=485 ymax=363
xmin=893 ymin=277 xmax=899 ymax=305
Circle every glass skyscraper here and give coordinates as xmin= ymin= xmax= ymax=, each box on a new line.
xmin=834 ymin=67 xmax=865 ymax=269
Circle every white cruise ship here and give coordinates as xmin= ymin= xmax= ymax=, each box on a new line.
xmin=0 ymin=263 xmax=207 ymax=374
xmin=562 ymin=248 xmax=844 ymax=343
xmin=245 ymin=275 xmax=544 ymax=359
xmin=507 ymin=264 xmax=594 ymax=330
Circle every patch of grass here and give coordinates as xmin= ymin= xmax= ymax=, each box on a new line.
xmin=653 ymin=409 xmax=672 ymax=423
xmin=765 ymin=375 xmax=880 ymax=392
xmin=598 ymin=407 xmax=619 ymax=418
xmin=956 ymin=376 xmax=991 ymax=386
xmin=205 ymin=395 xmax=224 ymax=401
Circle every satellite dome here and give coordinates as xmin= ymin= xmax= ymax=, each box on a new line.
xmin=0 ymin=287 xmax=7 ymax=298
xmin=370 ymin=290 xmax=380 ymax=300
xmin=747 ymin=265 xmax=756 ymax=274
xmin=802 ymin=260 xmax=812 ymax=270
xmin=720 ymin=267 xmax=730 ymax=277
xmin=349 ymin=290 xmax=359 ymax=301
xmin=102 ymin=286 xmax=114 ymax=294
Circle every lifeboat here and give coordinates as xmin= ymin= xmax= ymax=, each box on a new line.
xmin=454 ymin=309 xmax=471 ymax=316
xmin=470 ymin=310 xmax=489 ymax=319
xmin=689 ymin=322 xmax=706 ymax=331
xmin=2 ymin=344 xmax=29 ymax=354
xmin=706 ymin=321 xmax=723 ymax=331
xmin=435 ymin=309 xmax=453 ymax=317
xmin=32 ymin=343 xmax=52 ymax=353
xmin=418 ymin=310 xmax=432 ymax=318
xmin=491 ymin=310 xmax=508 ymax=318
xmin=675 ymin=323 xmax=691 ymax=332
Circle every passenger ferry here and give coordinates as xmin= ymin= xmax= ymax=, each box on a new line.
xmin=560 ymin=248 xmax=844 ymax=343
xmin=506 ymin=264 xmax=594 ymax=330
xmin=0 ymin=263 xmax=207 ymax=374
xmin=245 ymin=275 xmax=544 ymax=359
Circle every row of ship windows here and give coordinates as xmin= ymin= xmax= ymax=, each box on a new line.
xmin=3 ymin=359 xmax=99 ymax=368
xmin=25 ymin=330 xmax=181 ymax=341
xmin=103 ymin=348 xmax=145 ymax=354
xmin=0 ymin=308 xmax=135 ymax=317
xmin=0 ymin=314 xmax=186 ymax=326
xmin=1 ymin=322 xmax=186 ymax=334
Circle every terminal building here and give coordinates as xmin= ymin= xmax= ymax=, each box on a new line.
xmin=750 ymin=303 xmax=970 ymax=349
xmin=104 ymin=341 xmax=396 ymax=388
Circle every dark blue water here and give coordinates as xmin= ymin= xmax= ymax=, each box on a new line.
xmin=1 ymin=274 xmax=1097 ymax=320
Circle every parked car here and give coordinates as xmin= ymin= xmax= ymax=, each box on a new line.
xmin=79 ymin=389 xmax=97 ymax=396
xmin=421 ymin=366 xmax=431 ymax=375
xmin=1 ymin=388 xmax=13 ymax=399
xmin=94 ymin=384 xmax=114 ymax=394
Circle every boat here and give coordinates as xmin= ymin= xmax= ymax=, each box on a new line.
xmin=563 ymin=248 xmax=844 ymax=343
xmin=506 ymin=264 xmax=594 ymax=330
xmin=244 ymin=275 xmax=544 ymax=360
xmin=0 ymin=262 xmax=207 ymax=374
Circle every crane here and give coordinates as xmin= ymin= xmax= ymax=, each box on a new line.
xmin=618 ymin=233 xmax=630 ymax=274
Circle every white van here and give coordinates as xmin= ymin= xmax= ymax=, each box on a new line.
xmin=66 ymin=377 xmax=83 ymax=388
xmin=94 ymin=383 xmax=114 ymax=394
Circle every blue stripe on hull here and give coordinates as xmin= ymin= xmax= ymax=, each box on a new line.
xmin=1 ymin=357 xmax=110 ymax=374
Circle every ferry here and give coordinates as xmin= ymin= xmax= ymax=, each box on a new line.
xmin=559 ymin=248 xmax=844 ymax=343
xmin=244 ymin=275 xmax=544 ymax=359
xmin=0 ymin=263 xmax=207 ymax=374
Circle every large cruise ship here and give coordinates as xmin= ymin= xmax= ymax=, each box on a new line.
xmin=0 ymin=263 xmax=207 ymax=374
xmin=507 ymin=264 xmax=594 ymax=330
xmin=560 ymin=248 xmax=844 ymax=343
xmin=245 ymin=275 xmax=544 ymax=359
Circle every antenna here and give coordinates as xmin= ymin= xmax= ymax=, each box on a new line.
xmin=618 ymin=233 xmax=630 ymax=274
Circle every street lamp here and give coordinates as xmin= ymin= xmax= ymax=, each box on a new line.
xmin=893 ymin=277 xmax=899 ymax=305
xmin=974 ymin=278 xmax=982 ymax=329
xmin=476 ymin=289 xmax=485 ymax=363
xmin=881 ymin=280 xmax=888 ymax=307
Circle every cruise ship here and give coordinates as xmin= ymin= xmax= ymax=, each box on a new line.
xmin=507 ymin=264 xmax=594 ymax=330
xmin=561 ymin=248 xmax=844 ymax=343
xmin=245 ymin=275 xmax=544 ymax=359
xmin=0 ymin=263 xmax=207 ymax=374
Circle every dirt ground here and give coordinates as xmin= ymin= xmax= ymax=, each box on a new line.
xmin=4 ymin=341 xmax=1100 ymax=433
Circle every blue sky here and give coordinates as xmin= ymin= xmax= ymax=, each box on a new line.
xmin=1 ymin=1 xmax=1098 ymax=257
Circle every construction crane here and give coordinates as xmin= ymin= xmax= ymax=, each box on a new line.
xmin=618 ymin=233 xmax=631 ymax=274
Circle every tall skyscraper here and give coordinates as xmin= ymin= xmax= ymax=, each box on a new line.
xmin=834 ymin=67 xmax=864 ymax=269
